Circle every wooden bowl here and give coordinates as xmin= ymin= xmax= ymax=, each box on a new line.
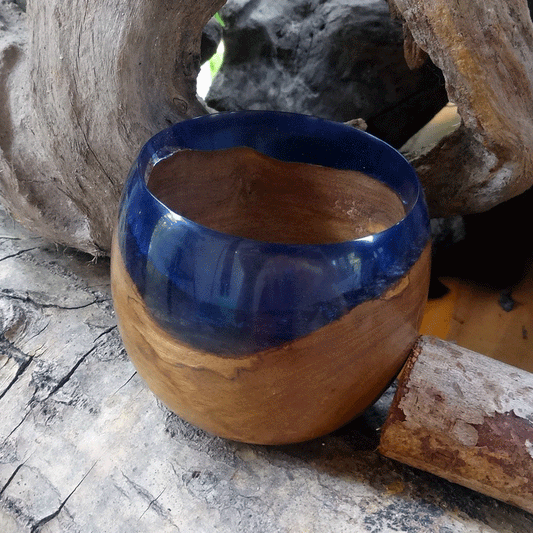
xmin=111 ymin=111 xmax=431 ymax=444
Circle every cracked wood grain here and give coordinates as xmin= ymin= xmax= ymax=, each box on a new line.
xmin=0 ymin=247 xmax=41 ymax=262
xmin=0 ymin=463 xmax=25 ymax=498
xmin=2 ymin=410 xmax=31 ymax=445
xmin=45 ymin=326 xmax=116 ymax=398
xmin=111 ymin=371 xmax=137 ymax=397
xmin=121 ymin=473 xmax=169 ymax=521
xmin=29 ymin=462 xmax=97 ymax=533
xmin=0 ymin=338 xmax=32 ymax=401
xmin=2 ymin=205 xmax=533 ymax=531
xmin=138 ymin=486 xmax=168 ymax=521
xmin=0 ymin=289 xmax=109 ymax=310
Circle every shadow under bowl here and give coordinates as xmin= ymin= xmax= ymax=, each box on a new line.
xmin=111 ymin=111 xmax=431 ymax=444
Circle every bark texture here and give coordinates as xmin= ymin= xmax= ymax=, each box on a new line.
xmin=2 ymin=206 xmax=533 ymax=531
xmin=380 ymin=335 xmax=533 ymax=514
xmin=389 ymin=0 xmax=533 ymax=216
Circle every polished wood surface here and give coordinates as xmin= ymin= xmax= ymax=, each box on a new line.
xmin=421 ymin=266 xmax=533 ymax=373
xmin=111 ymin=233 xmax=431 ymax=444
xmin=148 ymin=147 xmax=406 ymax=244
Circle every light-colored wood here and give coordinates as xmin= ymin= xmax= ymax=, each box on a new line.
xmin=148 ymin=147 xmax=406 ymax=244
xmin=380 ymin=335 xmax=533 ymax=514
xmin=4 ymin=203 xmax=529 ymax=533
xmin=421 ymin=271 xmax=533 ymax=373
xmin=111 ymin=232 xmax=431 ymax=444
xmin=389 ymin=0 xmax=533 ymax=217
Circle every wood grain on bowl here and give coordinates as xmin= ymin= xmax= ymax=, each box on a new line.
xmin=147 ymin=147 xmax=406 ymax=243
xmin=111 ymin=232 xmax=431 ymax=445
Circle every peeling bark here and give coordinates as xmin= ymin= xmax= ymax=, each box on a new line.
xmin=380 ymin=336 xmax=533 ymax=514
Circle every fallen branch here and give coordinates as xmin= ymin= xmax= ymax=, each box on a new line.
xmin=380 ymin=335 xmax=533 ymax=513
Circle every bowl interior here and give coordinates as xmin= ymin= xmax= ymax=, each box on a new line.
xmin=117 ymin=112 xmax=430 ymax=355
xmin=147 ymin=146 xmax=406 ymax=245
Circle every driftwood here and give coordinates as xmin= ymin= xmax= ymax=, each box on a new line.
xmin=0 ymin=0 xmax=223 ymax=256
xmin=0 ymin=1 xmax=532 ymax=528
xmin=2 ymin=205 xmax=533 ymax=532
xmin=1 ymin=0 xmax=533 ymax=253
xmin=389 ymin=0 xmax=533 ymax=216
xmin=380 ymin=335 xmax=533 ymax=514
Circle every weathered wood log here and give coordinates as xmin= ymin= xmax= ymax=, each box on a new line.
xmin=2 ymin=0 xmax=533 ymax=254
xmin=380 ymin=335 xmax=533 ymax=514
xmin=0 ymin=0 xmax=223 ymax=256
xmin=6 ymin=205 xmax=533 ymax=532
xmin=389 ymin=0 xmax=533 ymax=217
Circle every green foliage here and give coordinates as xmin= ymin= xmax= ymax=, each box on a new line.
xmin=209 ymin=42 xmax=224 ymax=79
xmin=208 ymin=13 xmax=225 ymax=79
xmin=214 ymin=12 xmax=225 ymax=27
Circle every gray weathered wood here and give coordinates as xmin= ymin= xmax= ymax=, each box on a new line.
xmin=0 ymin=0 xmax=223 ymax=256
xmin=3 ymin=0 xmax=533 ymax=256
xmin=2 ymin=205 xmax=533 ymax=531
xmin=389 ymin=0 xmax=533 ymax=217
xmin=380 ymin=335 xmax=533 ymax=514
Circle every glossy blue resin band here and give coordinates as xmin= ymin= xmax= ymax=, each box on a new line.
xmin=117 ymin=111 xmax=430 ymax=356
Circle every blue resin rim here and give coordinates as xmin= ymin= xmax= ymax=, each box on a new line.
xmin=117 ymin=111 xmax=430 ymax=356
